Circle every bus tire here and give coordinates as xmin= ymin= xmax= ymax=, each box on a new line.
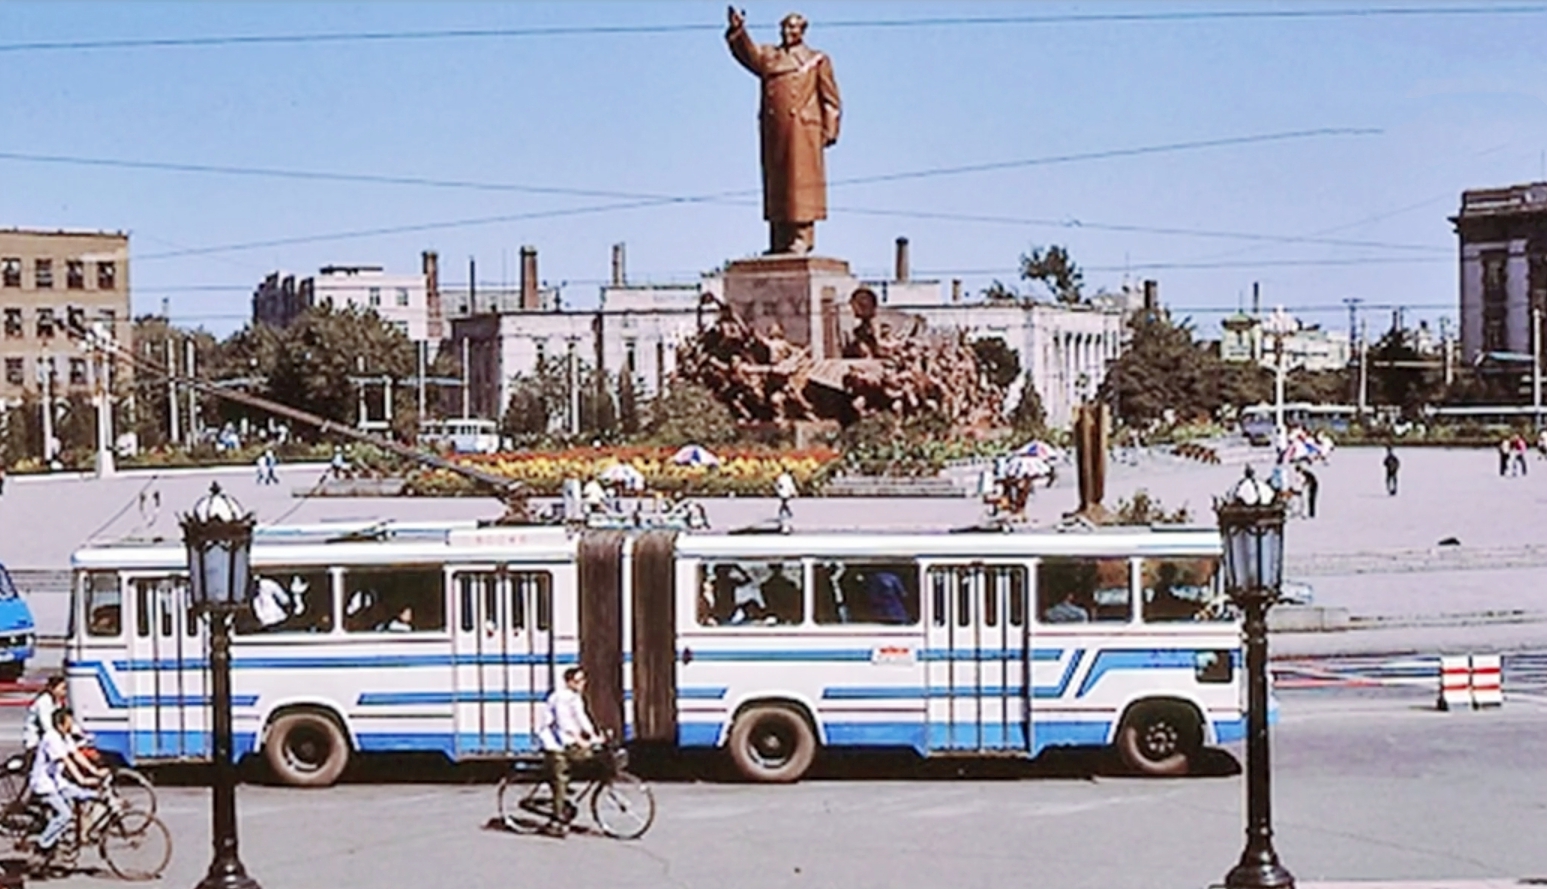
xmin=264 ymin=711 xmax=349 ymax=787
xmin=727 ymin=705 xmax=816 ymax=783
xmin=0 ymin=663 xmax=22 ymax=683
xmin=1116 ymin=702 xmax=1200 ymax=777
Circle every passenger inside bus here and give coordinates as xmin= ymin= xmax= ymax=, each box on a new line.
xmin=758 ymin=563 xmax=801 ymax=624
xmin=1043 ymin=591 xmax=1089 ymax=623
xmin=814 ymin=562 xmax=918 ymax=625
xmin=1037 ymin=557 xmax=1131 ymax=624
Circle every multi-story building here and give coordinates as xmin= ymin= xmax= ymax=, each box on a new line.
xmin=1218 ymin=309 xmax=1350 ymax=374
xmin=0 ymin=228 xmax=130 ymax=404
xmin=252 ymin=252 xmax=443 ymax=342
xmin=1452 ymin=181 xmax=1547 ymax=366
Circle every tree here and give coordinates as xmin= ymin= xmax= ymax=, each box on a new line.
xmin=1009 ymin=373 xmax=1046 ymax=437
xmin=617 ymin=371 xmax=641 ymax=437
xmin=1020 ymin=244 xmax=1085 ymax=304
xmin=1100 ymin=310 xmax=1218 ymax=426
xmin=644 ymin=380 xmax=738 ymax=445
xmin=1368 ymin=328 xmax=1442 ymax=417
xmin=1214 ymin=362 xmax=1273 ymax=414
xmin=501 ymin=357 xmax=568 ymax=441
xmin=263 ymin=305 xmax=415 ymax=433
xmin=1286 ymin=368 xmax=1352 ymax=405
xmin=970 ymin=337 xmax=1022 ymax=391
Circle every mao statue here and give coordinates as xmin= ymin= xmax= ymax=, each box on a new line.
xmin=726 ymin=8 xmax=842 ymax=255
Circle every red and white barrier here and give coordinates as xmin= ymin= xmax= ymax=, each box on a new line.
xmin=1436 ymin=654 xmax=1503 ymax=710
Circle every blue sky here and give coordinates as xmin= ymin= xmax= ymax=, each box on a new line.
xmin=4 ymin=1 xmax=1547 ymax=339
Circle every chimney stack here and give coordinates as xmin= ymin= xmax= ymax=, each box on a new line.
xmin=951 ymin=278 xmax=962 ymax=303
xmin=1142 ymin=279 xmax=1159 ymax=312
xmin=894 ymin=237 xmax=910 ymax=283
xmin=611 ymin=242 xmax=627 ymax=288
xmin=422 ymin=250 xmax=443 ymax=339
xmin=520 ymin=246 xmax=539 ymax=311
xmin=1251 ymin=281 xmax=1260 ymax=316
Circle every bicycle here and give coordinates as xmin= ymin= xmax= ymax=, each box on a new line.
xmin=1 ymin=748 xmax=157 ymax=833
xmin=1 ymin=772 xmax=172 ymax=881
xmin=495 ymin=744 xmax=656 ymax=840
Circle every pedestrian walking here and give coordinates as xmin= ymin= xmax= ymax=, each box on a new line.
xmin=1512 ymin=434 xmax=1529 ymax=477
xmin=1499 ymin=437 xmax=1511 ymax=477
xmin=1383 ymin=446 xmax=1400 ymax=496
xmin=330 ymin=445 xmax=349 ymax=480
xmin=261 ymin=448 xmax=280 ymax=485
xmin=0 ymin=462 xmax=6 ymax=497
xmin=775 ymin=470 xmax=798 ymax=528
xmin=1300 ymin=464 xmax=1319 ymax=518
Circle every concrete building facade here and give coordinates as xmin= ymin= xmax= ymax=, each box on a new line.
xmin=252 ymin=252 xmax=443 ymax=342
xmin=0 ymin=228 xmax=130 ymax=404
xmin=1452 ymin=181 xmax=1547 ymax=365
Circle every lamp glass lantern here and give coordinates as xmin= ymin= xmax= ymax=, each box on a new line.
xmin=1216 ymin=477 xmax=1285 ymax=598
xmin=181 ymin=484 xmax=256 ymax=611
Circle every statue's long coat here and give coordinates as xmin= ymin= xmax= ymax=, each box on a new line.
xmin=727 ymin=25 xmax=841 ymax=224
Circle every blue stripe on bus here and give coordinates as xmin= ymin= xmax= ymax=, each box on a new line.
xmin=1075 ymin=649 xmax=1198 ymax=698
xmin=1034 ymin=648 xmax=1086 ymax=699
xmin=66 ymin=661 xmax=259 ymax=708
xmin=107 ymin=652 xmax=576 ymax=672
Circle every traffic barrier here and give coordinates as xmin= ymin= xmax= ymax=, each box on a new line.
xmin=1470 ymin=654 xmax=1503 ymax=708
xmin=1437 ymin=655 xmax=1471 ymax=711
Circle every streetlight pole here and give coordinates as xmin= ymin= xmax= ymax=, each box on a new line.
xmin=1216 ymin=470 xmax=1293 ymax=889
xmin=1532 ymin=304 xmax=1542 ymax=429
xmin=180 ymin=483 xmax=262 ymax=889
xmin=37 ymin=353 xmax=54 ymax=467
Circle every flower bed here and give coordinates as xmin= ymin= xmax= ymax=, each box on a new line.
xmin=405 ymin=446 xmax=841 ymax=497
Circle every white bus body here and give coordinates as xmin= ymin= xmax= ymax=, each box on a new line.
xmin=66 ymin=522 xmax=1243 ymax=784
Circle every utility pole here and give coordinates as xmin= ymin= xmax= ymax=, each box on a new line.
xmin=1357 ymin=320 xmax=1369 ymax=418
xmin=185 ymin=338 xmax=198 ymax=443
xmin=38 ymin=353 xmax=54 ymax=467
xmin=167 ymin=335 xmax=180 ymax=446
xmin=460 ymin=337 xmax=471 ymax=421
xmin=1441 ymin=317 xmax=1454 ymax=388
xmin=568 ymin=340 xmax=579 ymax=437
xmin=357 ymin=356 xmax=369 ymax=429
xmin=416 ymin=340 xmax=427 ymax=428
xmin=93 ymin=330 xmax=116 ymax=478
xmin=1534 ymin=304 xmax=1542 ymax=428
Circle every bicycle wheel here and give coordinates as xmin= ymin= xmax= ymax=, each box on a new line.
xmin=495 ymin=775 xmax=544 ymax=834
xmin=99 ymin=813 xmax=172 ymax=881
xmin=591 ymin=772 xmax=655 ymax=840
xmin=110 ymin=768 xmax=157 ymax=833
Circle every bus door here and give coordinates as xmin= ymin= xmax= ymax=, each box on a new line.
xmin=452 ymin=569 xmax=555 ymax=756
xmin=127 ymin=575 xmax=206 ymax=759
xmin=924 ymin=564 xmax=1030 ymax=753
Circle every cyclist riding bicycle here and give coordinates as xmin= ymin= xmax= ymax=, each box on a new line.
xmin=29 ymin=707 xmax=106 ymax=864
xmin=535 ymin=666 xmax=603 ymax=837
xmin=22 ymin=676 xmax=68 ymax=760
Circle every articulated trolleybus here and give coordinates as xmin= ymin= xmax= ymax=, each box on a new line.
xmin=66 ymin=521 xmax=1244 ymax=784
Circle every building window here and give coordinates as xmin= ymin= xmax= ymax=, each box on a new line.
xmin=98 ymin=307 xmax=117 ymax=335
xmin=3 ymin=358 xmax=21 ymax=385
xmin=97 ymin=261 xmax=117 ymax=291
xmin=66 ymin=306 xmax=85 ymax=335
xmin=395 ymin=288 xmax=409 ymax=307
xmin=3 ymin=308 xmax=20 ymax=338
xmin=66 ymin=260 xmax=85 ymax=290
xmin=36 ymin=307 xmax=55 ymax=339
xmin=1482 ymin=252 xmax=1508 ymax=354
xmin=368 ymin=287 xmax=381 ymax=307
xmin=1 ymin=259 xmax=20 ymax=288
xmin=534 ymin=339 xmax=547 ymax=368
xmin=392 ymin=320 xmax=409 ymax=335
xmin=625 ymin=339 xmax=637 ymax=374
xmin=69 ymin=357 xmax=87 ymax=386
xmin=34 ymin=259 xmax=53 ymax=289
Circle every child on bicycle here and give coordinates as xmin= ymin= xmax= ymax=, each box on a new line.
xmin=22 ymin=676 xmax=68 ymax=757
xmin=29 ymin=707 xmax=106 ymax=863
xmin=536 ymin=666 xmax=603 ymax=837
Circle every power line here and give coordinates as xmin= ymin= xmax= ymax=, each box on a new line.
xmin=2 ymin=6 xmax=1543 ymax=53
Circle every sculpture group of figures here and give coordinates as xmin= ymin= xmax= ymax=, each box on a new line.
xmin=678 ymin=297 xmax=1004 ymax=428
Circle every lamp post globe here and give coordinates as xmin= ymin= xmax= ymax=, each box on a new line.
xmin=180 ymin=483 xmax=262 ymax=889
xmin=1215 ymin=468 xmax=1294 ymax=889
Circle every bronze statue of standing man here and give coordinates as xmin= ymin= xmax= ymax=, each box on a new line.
xmin=726 ymin=8 xmax=841 ymax=255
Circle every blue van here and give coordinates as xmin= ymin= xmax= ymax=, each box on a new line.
xmin=0 ymin=563 xmax=36 ymax=682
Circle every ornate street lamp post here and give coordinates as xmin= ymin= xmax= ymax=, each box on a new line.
xmin=180 ymin=483 xmax=262 ymax=889
xmin=1215 ymin=468 xmax=1294 ymax=889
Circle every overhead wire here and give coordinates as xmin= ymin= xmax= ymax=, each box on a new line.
xmin=1 ymin=5 xmax=1544 ymax=53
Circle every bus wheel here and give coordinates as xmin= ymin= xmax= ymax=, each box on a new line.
xmin=727 ymin=706 xmax=816 ymax=783
xmin=1117 ymin=703 xmax=1200 ymax=777
xmin=0 ymin=663 xmax=22 ymax=683
xmin=265 ymin=712 xmax=349 ymax=787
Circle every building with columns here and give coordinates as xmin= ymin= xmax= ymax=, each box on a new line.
xmin=1452 ymin=181 xmax=1547 ymax=366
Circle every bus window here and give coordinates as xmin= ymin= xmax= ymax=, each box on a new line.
xmin=343 ymin=569 xmax=445 ymax=633
xmin=1141 ymin=558 xmax=1225 ymax=623
xmin=699 ymin=560 xmax=804 ymax=626
xmin=84 ymin=572 xmax=121 ymax=638
xmin=813 ymin=561 xmax=918 ymax=626
xmin=1037 ymin=558 xmax=1131 ymax=624
xmin=239 ymin=570 xmax=334 ymax=635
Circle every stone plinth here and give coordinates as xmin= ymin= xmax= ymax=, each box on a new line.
xmin=722 ymin=255 xmax=858 ymax=361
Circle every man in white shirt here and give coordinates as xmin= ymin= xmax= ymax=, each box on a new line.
xmin=30 ymin=707 xmax=105 ymax=861
xmin=775 ymin=471 xmax=797 ymax=528
xmin=22 ymin=676 xmax=67 ymax=755
xmin=536 ymin=667 xmax=602 ymax=836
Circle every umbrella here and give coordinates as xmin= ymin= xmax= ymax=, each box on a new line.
xmin=1013 ymin=440 xmax=1061 ymax=460
xmin=599 ymin=462 xmax=646 ymax=490
xmin=671 ymin=444 xmax=721 ymax=467
xmin=1282 ymin=437 xmax=1326 ymax=463
xmin=1003 ymin=455 xmax=1050 ymax=479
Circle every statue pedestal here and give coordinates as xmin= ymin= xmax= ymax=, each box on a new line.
xmin=722 ymin=255 xmax=858 ymax=361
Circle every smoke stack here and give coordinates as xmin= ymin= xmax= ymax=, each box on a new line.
xmin=611 ymin=243 xmax=627 ymax=287
xmin=1142 ymin=279 xmax=1159 ymax=312
xmin=520 ymin=246 xmax=538 ymax=311
xmin=894 ymin=237 xmax=910 ymax=283
xmin=951 ymin=278 xmax=962 ymax=303
xmin=1252 ymin=281 xmax=1260 ymax=316
xmin=422 ymin=250 xmax=442 ymax=339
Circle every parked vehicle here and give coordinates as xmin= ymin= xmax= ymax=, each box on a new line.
xmin=0 ymin=564 xmax=36 ymax=682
